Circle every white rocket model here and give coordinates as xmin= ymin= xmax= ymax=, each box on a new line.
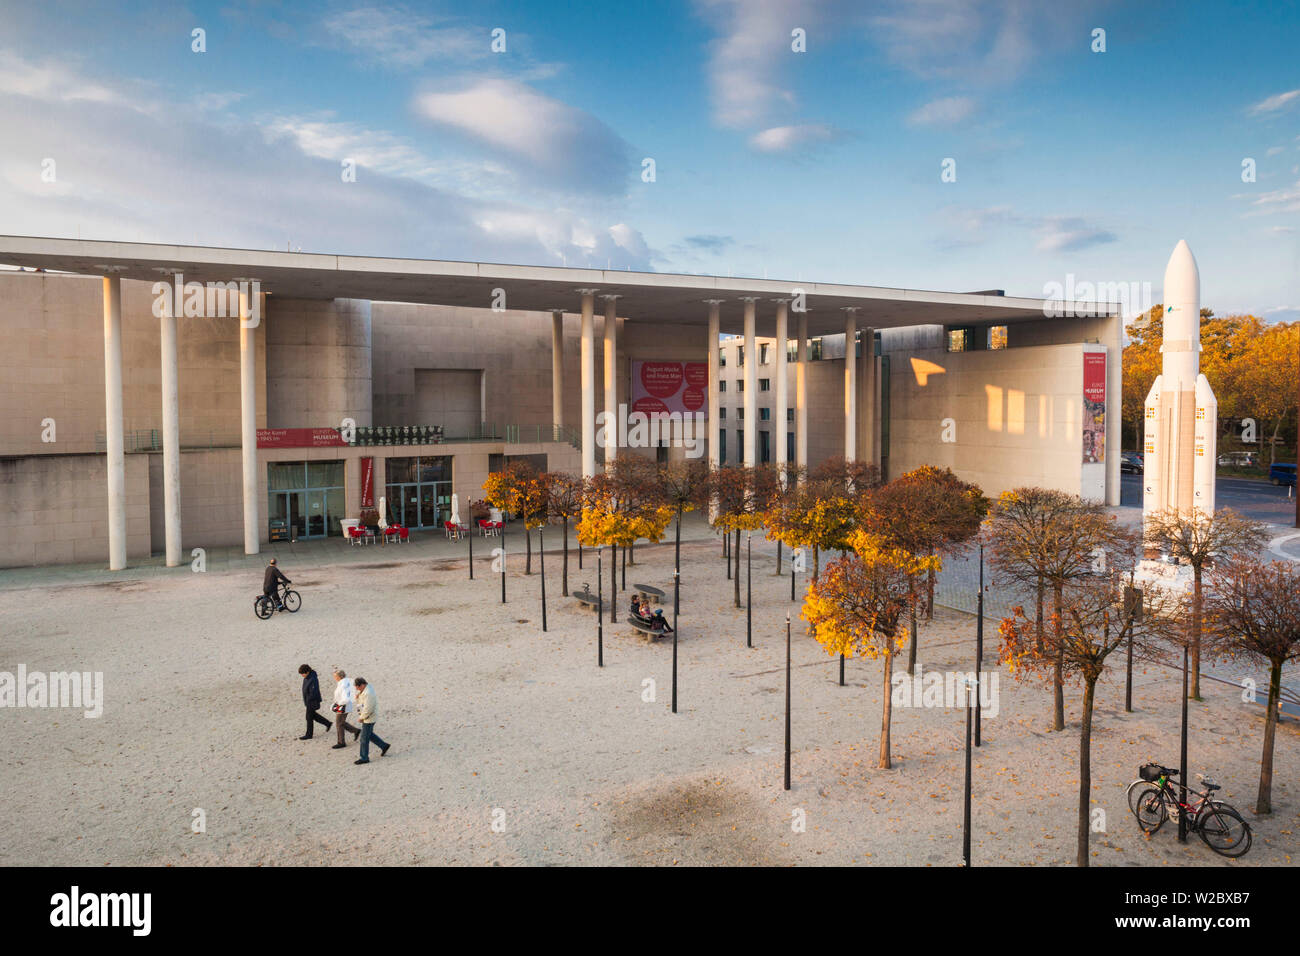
xmin=1142 ymin=240 xmax=1217 ymax=522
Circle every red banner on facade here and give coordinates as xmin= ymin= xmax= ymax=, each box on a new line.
xmin=256 ymin=428 xmax=347 ymax=448
xmin=360 ymin=457 xmax=374 ymax=507
xmin=630 ymin=361 xmax=709 ymax=418
xmin=1082 ymin=352 xmax=1106 ymax=464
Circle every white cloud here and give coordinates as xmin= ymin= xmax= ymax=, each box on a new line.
xmin=412 ymin=78 xmax=632 ymax=193
xmin=907 ymin=95 xmax=977 ymax=127
xmin=1248 ymin=89 xmax=1300 ymax=115
xmin=749 ymin=123 xmax=836 ymax=152
xmin=0 ymin=52 xmax=651 ymax=270
xmin=321 ymin=5 xmax=483 ymax=69
xmin=1035 ymin=217 xmax=1117 ymax=253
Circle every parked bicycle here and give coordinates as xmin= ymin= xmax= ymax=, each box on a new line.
xmin=254 ymin=581 xmax=301 ymax=620
xmin=1128 ymin=763 xmax=1251 ymax=858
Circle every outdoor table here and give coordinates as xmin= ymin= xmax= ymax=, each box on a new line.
xmin=633 ymin=584 xmax=666 ymax=604
xmin=573 ymin=590 xmax=604 ymax=611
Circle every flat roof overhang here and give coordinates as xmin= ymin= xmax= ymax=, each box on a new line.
xmin=0 ymin=235 xmax=1116 ymax=336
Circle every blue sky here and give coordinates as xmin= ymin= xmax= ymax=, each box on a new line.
xmin=0 ymin=0 xmax=1296 ymax=320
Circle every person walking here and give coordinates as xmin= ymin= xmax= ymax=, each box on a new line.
xmin=330 ymin=668 xmax=362 ymax=749
xmin=298 ymin=664 xmax=332 ymax=740
xmin=352 ymin=677 xmax=391 ymax=765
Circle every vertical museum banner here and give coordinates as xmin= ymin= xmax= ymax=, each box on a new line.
xmin=630 ymin=361 xmax=709 ymax=418
xmin=360 ymin=457 xmax=374 ymax=508
xmin=1082 ymin=352 xmax=1106 ymax=464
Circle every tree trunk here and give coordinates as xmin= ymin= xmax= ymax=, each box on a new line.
xmin=1190 ymin=567 xmax=1203 ymax=700
xmin=725 ymin=529 xmax=731 ymax=579
xmin=621 ymin=542 xmax=626 ymax=591
xmin=1257 ymin=661 xmax=1281 ymax=814
xmin=906 ymin=591 xmax=920 ymax=675
xmin=1052 ymin=584 xmax=1065 ymax=732
xmin=1077 ymin=677 xmax=1096 ymax=867
xmin=775 ymin=540 xmax=782 ymax=575
xmin=1034 ymin=577 xmax=1045 ymax=654
xmin=879 ymin=647 xmax=894 ymax=770
xmin=925 ymin=555 xmax=935 ymax=620
xmin=629 ymin=539 xmax=636 ymax=566
xmin=813 ymin=545 xmax=820 ymax=583
xmin=609 ymin=544 xmax=617 ymax=624
xmin=733 ymin=528 xmax=741 ymax=609
xmin=561 ymin=517 xmax=570 ymax=596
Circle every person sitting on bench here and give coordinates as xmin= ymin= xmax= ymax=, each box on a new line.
xmin=650 ymin=609 xmax=673 ymax=633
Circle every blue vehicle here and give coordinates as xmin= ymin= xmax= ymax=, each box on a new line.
xmin=1269 ymin=463 xmax=1297 ymax=487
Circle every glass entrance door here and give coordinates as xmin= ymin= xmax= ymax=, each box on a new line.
xmin=306 ymin=491 xmax=327 ymax=538
xmin=420 ymin=484 xmax=438 ymax=528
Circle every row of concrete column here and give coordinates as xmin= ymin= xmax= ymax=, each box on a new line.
xmin=100 ymin=279 xmax=874 ymax=570
xmin=547 ymin=290 xmax=874 ymax=480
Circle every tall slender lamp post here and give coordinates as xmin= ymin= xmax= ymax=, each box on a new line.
xmin=975 ymin=543 xmax=984 ymax=747
xmin=499 ymin=525 xmax=506 ymax=604
xmin=597 ymin=547 xmax=604 ymax=668
xmin=539 ymin=527 xmax=547 ymax=633
xmin=784 ymin=612 xmax=792 ymax=790
xmin=963 ymin=675 xmax=975 ymax=866
xmin=746 ymin=531 xmax=753 ymax=648
xmin=672 ymin=568 xmax=680 ymax=714
xmin=1179 ymin=644 xmax=1189 ymax=843
xmin=468 ymin=522 xmax=473 ymax=580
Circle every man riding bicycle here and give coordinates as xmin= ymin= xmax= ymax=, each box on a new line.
xmin=263 ymin=558 xmax=291 ymax=611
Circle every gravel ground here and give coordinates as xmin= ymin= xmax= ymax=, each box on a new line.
xmin=0 ymin=534 xmax=1295 ymax=867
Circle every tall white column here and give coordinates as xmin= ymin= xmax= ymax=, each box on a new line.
xmin=742 ymin=297 xmax=757 ymax=466
xmin=239 ymin=289 xmax=260 ymax=555
xmin=774 ymin=299 xmax=789 ymax=473
xmin=796 ymin=312 xmax=808 ymax=479
xmin=550 ymin=310 xmax=564 ymax=436
xmin=102 ymin=274 xmax=126 ymax=571
xmin=843 ymin=309 xmax=857 ymax=462
xmin=602 ymin=295 xmax=620 ymax=468
xmin=861 ymin=325 xmax=876 ymax=466
xmin=160 ymin=294 xmax=182 ymax=566
xmin=706 ymin=300 xmax=722 ymax=469
xmin=578 ymin=289 xmax=597 ymax=478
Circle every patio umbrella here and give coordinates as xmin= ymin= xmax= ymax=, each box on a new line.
xmin=377 ymin=495 xmax=388 ymax=529
xmin=450 ymin=493 xmax=461 ymax=526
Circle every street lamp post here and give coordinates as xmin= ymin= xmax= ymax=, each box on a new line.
xmin=784 ymin=612 xmax=792 ymax=791
xmin=1179 ymin=643 xmax=1189 ymax=843
xmin=963 ymin=675 xmax=974 ymax=866
xmin=746 ymin=531 xmax=753 ymax=648
xmin=499 ymin=524 xmax=506 ymax=604
xmin=468 ymin=522 xmax=473 ymax=580
xmin=539 ymin=527 xmax=547 ymax=633
xmin=597 ymin=547 xmax=604 ymax=668
xmin=672 ymin=568 xmax=680 ymax=714
xmin=975 ymin=543 xmax=984 ymax=747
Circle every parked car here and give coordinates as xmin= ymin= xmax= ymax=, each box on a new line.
xmin=1120 ymin=451 xmax=1144 ymax=474
xmin=1269 ymin=463 xmax=1297 ymax=487
xmin=1218 ymin=451 xmax=1259 ymax=467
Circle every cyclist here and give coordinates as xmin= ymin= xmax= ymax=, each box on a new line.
xmin=262 ymin=558 xmax=291 ymax=611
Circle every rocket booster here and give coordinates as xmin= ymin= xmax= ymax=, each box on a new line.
xmin=1142 ymin=240 xmax=1217 ymax=520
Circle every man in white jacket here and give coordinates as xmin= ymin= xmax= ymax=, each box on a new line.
xmin=330 ymin=669 xmax=362 ymax=750
xmin=352 ymin=677 xmax=391 ymax=765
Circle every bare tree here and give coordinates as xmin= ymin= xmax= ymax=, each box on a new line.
xmin=1203 ymin=560 xmax=1300 ymax=814
xmin=1143 ymin=508 xmax=1267 ymax=699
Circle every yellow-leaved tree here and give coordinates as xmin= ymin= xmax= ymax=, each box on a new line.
xmin=577 ymin=472 xmax=673 ymax=622
xmin=803 ymin=528 xmax=939 ymax=770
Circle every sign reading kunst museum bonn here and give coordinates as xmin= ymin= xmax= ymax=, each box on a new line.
xmin=1082 ymin=351 xmax=1106 ymax=464
xmin=630 ymin=361 xmax=709 ymax=418
xmin=256 ymin=428 xmax=348 ymax=448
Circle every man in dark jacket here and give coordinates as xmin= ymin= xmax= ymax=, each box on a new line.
xmin=263 ymin=558 xmax=291 ymax=610
xmin=298 ymin=664 xmax=332 ymax=740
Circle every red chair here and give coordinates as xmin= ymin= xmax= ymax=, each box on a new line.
xmin=347 ymin=526 xmax=366 ymax=546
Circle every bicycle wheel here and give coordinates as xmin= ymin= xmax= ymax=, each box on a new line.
xmin=1136 ymin=790 xmax=1168 ymax=834
xmin=254 ymin=595 xmax=273 ymax=620
xmin=1127 ymin=780 xmax=1160 ymax=818
xmin=1199 ymin=805 xmax=1252 ymax=858
xmin=283 ymin=590 xmax=301 ymax=613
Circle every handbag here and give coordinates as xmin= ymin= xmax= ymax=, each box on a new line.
xmin=332 ymin=703 xmax=345 ymax=714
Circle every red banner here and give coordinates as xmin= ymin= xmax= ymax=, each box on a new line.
xmin=256 ymin=428 xmax=347 ymax=448
xmin=360 ymin=457 xmax=374 ymax=507
xmin=630 ymin=361 xmax=709 ymax=418
xmin=1082 ymin=352 xmax=1106 ymax=464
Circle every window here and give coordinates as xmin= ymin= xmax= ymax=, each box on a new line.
xmin=947 ymin=327 xmax=976 ymax=352
xmin=989 ymin=325 xmax=1008 ymax=350
xmin=738 ymin=407 xmax=745 ymax=421
xmin=808 ymin=338 xmax=823 ymax=361
xmin=759 ymin=430 xmax=771 ymax=463
xmin=737 ymin=379 xmax=744 ymax=392
xmin=787 ymin=341 xmax=798 ymax=362
xmin=786 ymin=431 xmax=794 ymax=462
xmin=719 ymin=407 xmax=726 ymax=419
xmin=759 ymin=344 xmax=770 ymax=364
xmin=719 ymin=429 xmax=726 ymax=464
xmin=759 ymin=378 xmax=771 ymax=391
xmin=718 ymin=380 xmax=726 ymax=392
xmin=786 ymin=407 xmax=794 ymax=422
xmin=759 ymin=407 xmax=771 ymax=421
xmin=719 ymin=348 xmax=727 ymax=368
xmin=737 ymin=429 xmax=743 ymax=455
xmin=737 ymin=345 xmax=744 ymax=366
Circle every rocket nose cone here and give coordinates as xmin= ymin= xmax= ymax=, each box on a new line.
xmin=1163 ymin=240 xmax=1200 ymax=310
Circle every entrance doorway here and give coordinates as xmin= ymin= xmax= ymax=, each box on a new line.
xmin=384 ymin=456 xmax=453 ymax=529
xmin=267 ymin=461 xmax=345 ymax=538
